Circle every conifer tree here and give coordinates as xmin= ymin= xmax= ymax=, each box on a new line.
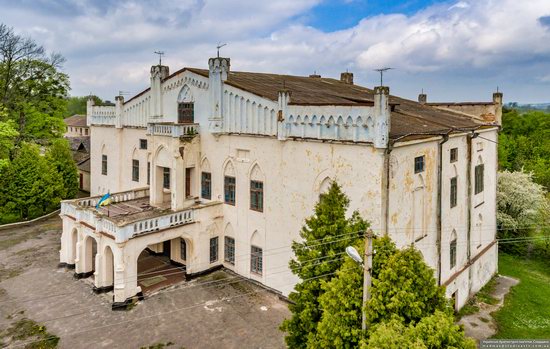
xmin=281 ymin=181 xmax=368 ymax=348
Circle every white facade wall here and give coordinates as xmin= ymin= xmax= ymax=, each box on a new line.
xmin=77 ymin=65 xmax=498 ymax=306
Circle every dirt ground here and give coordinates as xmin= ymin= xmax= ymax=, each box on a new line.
xmin=459 ymin=275 xmax=519 ymax=341
xmin=0 ymin=216 xmax=290 ymax=349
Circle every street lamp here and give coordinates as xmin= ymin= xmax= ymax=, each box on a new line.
xmin=346 ymin=229 xmax=375 ymax=332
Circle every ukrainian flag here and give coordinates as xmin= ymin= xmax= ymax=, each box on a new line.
xmin=95 ymin=192 xmax=112 ymax=209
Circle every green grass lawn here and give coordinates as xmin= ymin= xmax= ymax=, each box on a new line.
xmin=492 ymin=253 xmax=550 ymax=338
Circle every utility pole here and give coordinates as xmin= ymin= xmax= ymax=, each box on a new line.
xmin=362 ymin=229 xmax=374 ymax=331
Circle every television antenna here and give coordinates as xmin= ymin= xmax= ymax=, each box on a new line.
xmin=216 ymin=43 xmax=227 ymax=58
xmin=374 ymin=67 xmax=393 ymax=86
xmin=154 ymin=51 xmax=165 ymax=65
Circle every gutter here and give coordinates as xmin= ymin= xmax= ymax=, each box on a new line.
xmin=383 ymin=142 xmax=395 ymax=235
xmin=436 ymin=132 xmax=450 ymax=285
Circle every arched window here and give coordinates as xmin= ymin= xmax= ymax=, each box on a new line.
xmin=475 ymin=156 xmax=484 ymax=195
xmin=450 ymin=230 xmax=457 ymax=269
xmin=177 ymin=85 xmax=194 ymax=123
xmin=250 ymin=164 xmax=264 ymax=212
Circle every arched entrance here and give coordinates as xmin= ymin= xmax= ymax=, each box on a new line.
xmin=70 ymin=228 xmax=78 ymax=266
xmin=103 ymin=245 xmax=114 ymax=288
xmin=136 ymin=240 xmax=186 ymax=296
xmin=78 ymin=235 xmax=97 ymax=279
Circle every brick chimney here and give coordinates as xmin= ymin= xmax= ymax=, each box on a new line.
xmin=340 ymin=72 xmax=354 ymax=85
xmin=418 ymin=93 xmax=427 ymax=104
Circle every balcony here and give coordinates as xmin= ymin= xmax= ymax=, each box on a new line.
xmin=147 ymin=123 xmax=199 ymax=138
xmin=61 ymin=188 xmax=220 ymax=243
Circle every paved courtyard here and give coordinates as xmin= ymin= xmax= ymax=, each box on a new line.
xmin=0 ymin=216 xmax=290 ymax=348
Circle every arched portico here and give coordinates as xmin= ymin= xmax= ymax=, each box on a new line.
xmin=76 ymin=235 xmax=97 ymax=279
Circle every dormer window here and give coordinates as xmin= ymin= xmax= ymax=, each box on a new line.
xmin=178 ymin=102 xmax=194 ymax=123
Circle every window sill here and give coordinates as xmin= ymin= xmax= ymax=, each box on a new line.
xmin=250 ymin=271 xmax=263 ymax=277
xmin=250 ymin=208 xmax=264 ymax=213
xmin=224 ymin=202 xmax=236 ymax=206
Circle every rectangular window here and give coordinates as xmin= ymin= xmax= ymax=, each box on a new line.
xmin=250 ymin=180 xmax=264 ymax=212
xmin=450 ymin=239 xmax=457 ymax=269
xmin=224 ymin=236 xmax=235 ymax=265
xmin=201 ymin=172 xmax=212 ymax=199
xmin=450 ymin=177 xmax=457 ymax=208
xmin=210 ymin=237 xmax=219 ymax=263
xmin=178 ymin=102 xmax=194 ymax=123
xmin=147 ymin=162 xmax=150 ymax=185
xmin=475 ymin=164 xmax=484 ymax=194
xmin=224 ymin=176 xmax=236 ymax=205
xmin=85 ymin=129 xmax=88 ymax=136
xmin=180 ymin=238 xmax=187 ymax=261
xmin=139 ymin=139 xmax=148 ymax=150
xmin=251 ymin=246 xmax=263 ymax=275
xmin=414 ymin=156 xmax=425 ymax=174
xmin=132 ymin=159 xmax=139 ymax=182
xmin=450 ymin=148 xmax=458 ymax=163
xmin=102 ymin=155 xmax=107 ymax=175
xmin=163 ymin=167 xmax=170 ymax=189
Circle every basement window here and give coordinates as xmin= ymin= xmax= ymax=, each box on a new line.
xmin=414 ymin=156 xmax=425 ymax=174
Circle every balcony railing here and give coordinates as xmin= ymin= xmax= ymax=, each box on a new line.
xmin=60 ymin=188 xmax=199 ymax=243
xmin=147 ymin=123 xmax=199 ymax=138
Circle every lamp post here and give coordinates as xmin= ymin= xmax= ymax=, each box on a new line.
xmin=346 ymin=229 xmax=374 ymax=331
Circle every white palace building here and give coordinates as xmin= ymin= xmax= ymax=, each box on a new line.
xmin=59 ymin=56 xmax=501 ymax=309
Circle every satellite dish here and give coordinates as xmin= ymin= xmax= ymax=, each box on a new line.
xmin=346 ymin=246 xmax=363 ymax=265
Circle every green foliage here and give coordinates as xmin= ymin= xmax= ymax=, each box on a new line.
xmin=45 ymin=138 xmax=79 ymax=199
xmin=65 ymin=95 xmax=103 ymax=117
xmin=366 ymin=311 xmax=476 ymax=349
xmin=366 ymin=247 xmax=447 ymax=326
xmin=499 ymin=109 xmax=550 ymax=190
xmin=281 ymin=181 xmax=368 ymax=348
xmin=497 ymin=170 xmax=550 ymax=254
xmin=0 ymin=143 xmax=63 ymax=222
xmin=313 ymin=236 xmax=397 ymax=348
xmin=3 ymin=318 xmax=59 ymax=348
xmin=1 ymin=24 xmax=69 ymax=143
xmin=0 ymin=118 xmax=18 ymax=159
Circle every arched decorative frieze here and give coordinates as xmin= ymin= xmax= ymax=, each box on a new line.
xmin=249 ymin=162 xmax=264 ymax=182
xmin=250 ymin=230 xmax=263 ymax=247
xmin=177 ymin=85 xmax=194 ymax=103
xmin=223 ymin=158 xmax=236 ymax=177
xmin=154 ymin=145 xmax=171 ymax=168
xmin=201 ymin=157 xmax=211 ymax=172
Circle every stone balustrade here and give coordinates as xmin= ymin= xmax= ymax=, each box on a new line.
xmin=147 ymin=123 xmax=200 ymax=138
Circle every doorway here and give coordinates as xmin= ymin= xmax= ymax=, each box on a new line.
xmin=185 ymin=168 xmax=192 ymax=198
xmin=163 ymin=240 xmax=171 ymax=258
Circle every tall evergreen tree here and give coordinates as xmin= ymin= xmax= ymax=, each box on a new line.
xmin=281 ymin=181 xmax=368 ymax=348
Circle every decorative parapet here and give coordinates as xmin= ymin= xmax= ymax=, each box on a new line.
xmin=88 ymin=105 xmax=117 ymax=126
xmin=147 ymin=123 xmax=199 ymax=138
xmin=283 ymin=105 xmax=375 ymax=143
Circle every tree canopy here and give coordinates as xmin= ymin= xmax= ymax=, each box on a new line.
xmin=0 ymin=23 xmax=69 ymax=143
xmin=498 ymin=108 xmax=550 ymax=190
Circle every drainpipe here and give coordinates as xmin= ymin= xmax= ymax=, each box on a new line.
xmin=383 ymin=142 xmax=394 ymax=236
xmin=437 ymin=133 xmax=450 ymax=285
xmin=466 ymin=131 xmax=478 ymax=294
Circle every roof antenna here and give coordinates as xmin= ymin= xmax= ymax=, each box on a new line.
xmin=154 ymin=51 xmax=165 ymax=65
xmin=374 ymin=67 xmax=393 ymax=86
xmin=216 ymin=43 xmax=227 ymax=58
xmin=496 ymin=86 xmax=499 ymax=93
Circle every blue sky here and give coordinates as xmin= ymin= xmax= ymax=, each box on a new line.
xmin=307 ymin=0 xmax=441 ymax=31
xmin=1 ymin=0 xmax=550 ymax=103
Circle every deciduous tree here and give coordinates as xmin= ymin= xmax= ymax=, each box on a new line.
xmin=46 ymin=138 xmax=79 ymax=199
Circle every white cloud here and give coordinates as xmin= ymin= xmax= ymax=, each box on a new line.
xmin=1 ymin=0 xmax=550 ymax=102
